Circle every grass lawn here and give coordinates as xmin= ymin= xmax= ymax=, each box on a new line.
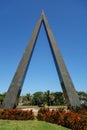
xmin=17 ymin=105 xmax=67 ymax=109
xmin=17 ymin=105 xmax=39 ymax=109
xmin=0 ymin=120 xmax=70 ymax=130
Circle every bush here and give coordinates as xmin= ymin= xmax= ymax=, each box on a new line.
xmin=37 ymin=108 xmax=65 ymax=125
xmin=0 ymin=109 xmax=34 ymax=120
xmin=63 ymin=110 xmax=86 ymax=130
xmin=37 ymin=108 xmax=87 ymax=130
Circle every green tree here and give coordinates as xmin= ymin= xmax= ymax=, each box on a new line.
xmin=53 ymin=92 xmax=64 ymax=105
xmin=25 ymin=93 xmax=31 ymax=101
xmin=78 ymin=91 xmax=87 ymax=103
xmin=32 ymin=92 xmax=44 ymax=106
xmin=0 ymin=92 xmax=6 ymax=104
xmin=44 ymin=90 xmax=51 ymax=106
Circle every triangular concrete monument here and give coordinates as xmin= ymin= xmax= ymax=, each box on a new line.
xmin=2 ymin=11 xmax=80 ymax=108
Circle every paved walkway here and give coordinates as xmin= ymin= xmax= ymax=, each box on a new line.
xmin=22 ymin=107 xmax=61 ymax=116
xmin=22 ymin=108 xmax=39 ymax=116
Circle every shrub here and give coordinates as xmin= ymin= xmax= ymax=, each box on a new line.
xmin=0 ymin=109 xmax=34 ymax=120
xmin=37 ymin=108 xmax=65 ymax=125
xmin=37 ymin=108 xmax=87 ymax=130
xmin=63 ymin=110 xmax=85 ymax=130
xmin=37 ymin=107 xmax=50 ymax=121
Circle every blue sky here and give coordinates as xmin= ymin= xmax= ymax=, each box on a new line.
xmin=0 ymin=0 xmax=87 ymax=95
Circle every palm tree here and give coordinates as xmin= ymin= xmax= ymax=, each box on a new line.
xmin=44 ymin=90 xmax=51 ymax=106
